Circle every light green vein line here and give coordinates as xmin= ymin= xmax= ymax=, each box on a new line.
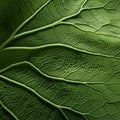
xmin=14 ymin=0 xmax=52 ymax=32
xmin=0 ymin=61 xmax=100 ymax=85
xmin=59 ymin=109 xmax=69 ymax=120
xmin=0 ymin=60 xmax=108 ymax=107
xmin=60 ymin=21 xmax=120 ymax=43
xmin=82 ymin=0 xmax=111 ymax=11
xmin=19 ymin=62 xmax=106 ymax=85
xmin=61 ymin=21 xmax=95 ymax=31
xmin=59 ymin=0 xmax=88 ymax=21
xmin=0 ymin=75 xmax=66 ymax=119
xmin=13 ymin=21 xmax=84 ymax=40
xmin=84 ymin=115 xmax=89 ymax=120
xmin=0 ymin=75 xmax=59 ymax=108
xmin=0 ymin=75 xmax=86 ymax=119
xmin=1 ymin=61 xmax=118 ymax=86
xmin=90 ymin=109 xmax=120 ymax=118
xmin=89 ymin=102 xmax=106 ymax=115
xmin=0 ymin=60 xmax=114 ymax=106
xmin=61 ymin=106 xmax=89 ymax=116
xmin=0 ymin=0 xmax=87 ymax=49
xmin=2 ymin=43 xmax=120 ymax=60
xmin=0 ymin=100 xmax=19 ymax=120
xmin=12 ymin=0 xmax=88 ymax=41
xmin=0 ymin=61 xmax=111 ymax=85
xmin=60 ymin=21 xmax=93 ymax=31
xmin=0 ymin=0 xmax=52 ymax=49
xmin=14 ymin=20 xmax=62 ymax=39
xmin=0 ymin=75 xmax=88 ymax=117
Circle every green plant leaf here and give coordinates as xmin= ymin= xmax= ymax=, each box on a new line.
xmin=0 ymin=0 xmax=120 ymax=120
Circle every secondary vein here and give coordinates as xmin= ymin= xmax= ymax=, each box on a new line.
xmin=0 ymin=0 xmax=52 ymax=49
xmin=0 ymin=75 xmax=76 ymax=119
xmin=0 ymin=100 xmax=19 ymax=120
xmin=14 ymin=0 xmax=88 ymax=40
xmin=1 ymin=43 xmax=120 ymax=60
xmin=0 ymin=74 xmax=89 ymax=117
xmin=0 ymin=0 xmax=87 ymax=49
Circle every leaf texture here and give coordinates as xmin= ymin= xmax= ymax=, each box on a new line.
xmin=0 ymin=0 xmax=120 ymax=120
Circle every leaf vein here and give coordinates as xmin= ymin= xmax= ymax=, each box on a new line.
xmin=0 ymin=100 xmax=19 ymax=120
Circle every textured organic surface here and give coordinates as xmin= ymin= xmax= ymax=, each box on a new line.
xmin=0 ymin=0 xmax=120 ymax=120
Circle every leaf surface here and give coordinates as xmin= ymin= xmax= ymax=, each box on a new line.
xmin=0 ymin=0 xmax=120 ymax=120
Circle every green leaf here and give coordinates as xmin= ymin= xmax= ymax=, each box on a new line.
xmin=0 ymin=0 xmax=120 ymax=120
